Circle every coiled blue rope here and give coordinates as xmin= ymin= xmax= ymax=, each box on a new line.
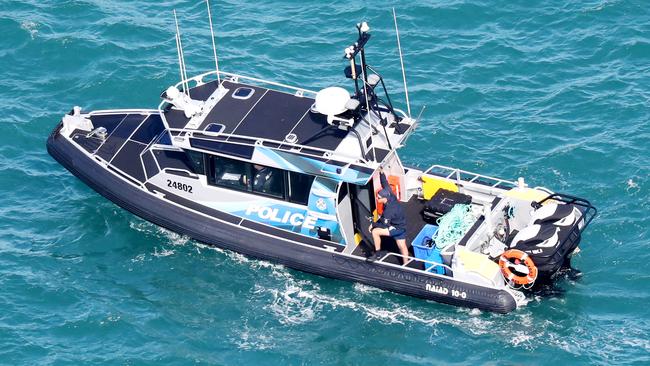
xmin=434 ymin=204 xmax=475 ymax=249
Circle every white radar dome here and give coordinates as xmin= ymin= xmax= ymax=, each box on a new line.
xmin=312 ymin=87 xmax=350 ymax=116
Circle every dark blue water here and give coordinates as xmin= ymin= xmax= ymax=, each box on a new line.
xmin=1 ymin=0 xmax=649 ymax=364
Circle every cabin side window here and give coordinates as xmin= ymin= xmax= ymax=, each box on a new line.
xmin=206 ymin=154 xmax=315 ymax=204
xmin=252 ymin=164 xmax=285 ymax=198
xmin=209 ymin=156 xmax=251 ymax=192
xmin=186 ymin=150 xmax=205 ymax=175
xmin=287 ymin=171 xmax=314 ymax=205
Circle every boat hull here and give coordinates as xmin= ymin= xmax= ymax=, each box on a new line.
xmin=47 ymin=123 xmax=517 ymax=314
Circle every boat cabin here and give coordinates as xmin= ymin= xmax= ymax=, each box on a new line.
xmin=147 ymin=24 xmax=421 ymax=257
xmin=154 ymin=71 xmax=414 ymax=251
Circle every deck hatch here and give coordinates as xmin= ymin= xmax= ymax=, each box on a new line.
xmin=232 ymin=87 xmax=255 ymax=99
xmin=194 ymin=81 xmax=266 ymax=133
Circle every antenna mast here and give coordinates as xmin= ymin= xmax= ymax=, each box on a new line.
xmin=392 ymin=8 xmax=411 ymax=118
xmin=173 ymin=10 xmax=190 ymax=96
xmin=206 ymin=0 xmax=221 ymax=85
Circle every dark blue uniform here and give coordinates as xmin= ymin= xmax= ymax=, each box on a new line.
xmin=375 ymin=172 xmax=407 ymax=240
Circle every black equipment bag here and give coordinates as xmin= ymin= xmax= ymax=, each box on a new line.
xmin=423 ymin=189 xmax=472 ymax=223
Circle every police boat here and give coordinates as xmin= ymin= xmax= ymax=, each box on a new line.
xmin=46 ymin=14 xmax=596 ymax=313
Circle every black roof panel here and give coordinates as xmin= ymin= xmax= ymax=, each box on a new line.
xmin=175 ymin=80 xmax=353 ymax=153
xmin=232 ymin=89 xmax=313 ymax=142
xmin=197 ymin=81 xmax=267 ymax=133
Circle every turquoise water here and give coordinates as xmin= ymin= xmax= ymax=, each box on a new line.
xmin=1 ymin=0 xmax=649 ymax=364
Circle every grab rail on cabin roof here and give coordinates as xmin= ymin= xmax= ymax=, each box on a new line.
xmin=165 ymin=127 xmax=373 ymax=166
xmin=169 ymin=70 xmax=319 ymax=98
xmin=87 ymin=109 xmax=159 ymax=116
xmin=423 ymin=164 xmax=518 ymax=189
xmin=166 ymin=70 xmax=414 ymax=121
xmin=157 ymin=70 xmax=415 ymax=166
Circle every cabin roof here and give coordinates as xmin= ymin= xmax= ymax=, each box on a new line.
xmin=162 ymin=79 xmax=351 ymax=153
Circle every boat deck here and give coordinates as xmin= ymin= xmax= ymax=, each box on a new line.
xmin=71 ymin=112 xmax=178 ymax=185
xmin=351 ymin=196 xmax=429 ymax=268
xmin=163 ymin=79 xmax=350 ymax=152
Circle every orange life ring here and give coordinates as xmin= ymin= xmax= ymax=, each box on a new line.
xmin=499 ymin=249 xmax=538 ymax=286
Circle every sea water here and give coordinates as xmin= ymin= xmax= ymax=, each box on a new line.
xmin=0 ymin=0 xmax=648 ymax=364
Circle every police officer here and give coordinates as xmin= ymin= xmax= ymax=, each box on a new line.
xmin=253 ymin=164 xmax=275 ymax=193
xmin=368 ymin=168 xmax=409 ymax=264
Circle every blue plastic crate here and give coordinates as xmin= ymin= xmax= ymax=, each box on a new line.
xmin=411 ymin=224 xmax=438 ymax=260
xmin=411 ymin=224 xmax=445 ymax=274
xmin=425 ymin=249 xmax=445 ymax=274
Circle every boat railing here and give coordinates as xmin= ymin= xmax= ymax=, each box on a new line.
xmin=377 ymin=252 xmax=453 ymax=274
xmin=167 ymin=127 xmax=370 ymax=165
xmin=87 ymin=109 xmax=159 ymax=116
xmin=423 ymin=164 xmax=518 ymax=189
xmin=160 ymin=70 xmax=414 ymax=124
xmin=158 ymin=69 xmax=413 ymax=166
xmin=537 ymin=192 xmax=598 ymax=234
xmin=172 ymin=70 xmax=319 ymax=98
xmin=392 ymin=107 xmax=410 ymax=120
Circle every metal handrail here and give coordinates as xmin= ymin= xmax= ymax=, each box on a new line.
xmin=537 ymin=193 xmax=598 ymax=232
xmin=533 ymin=193 xmax=598 ymax=257
xmin=160 ymin=69 xmax=412 ymax=125
xmin=88 ymin=109 xmax=158 ymax=116
xmin=170 ymin=70 xmax=319 ymax=98
xmin=534 ymin=186 xmax=554 ymax=194
xmin=393 ymin=108 xmax=409 ymax=120
xmin=167 ymin=127 xmax=372 ymax=165
xmin=378 ymin=252 xmax=453 ymax=273
xmin=423 ymin=164 xmax=517 ymax=189
xmin=157 ymin=70 xmax=416 ymax=166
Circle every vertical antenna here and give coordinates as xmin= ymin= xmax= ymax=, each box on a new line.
xmin=393 ymin=8 xmax=411 ymax=118
xmin=173 ymin=10 xmax=185 ymax=94
xmin=206 ymin=0 xmax=221 ymax=85
xmin=173 ymin=10 xmax=189 ymax=96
